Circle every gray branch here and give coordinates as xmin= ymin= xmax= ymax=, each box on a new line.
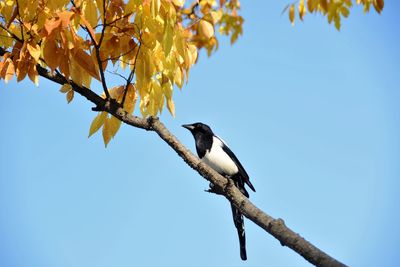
xmin=0 ymin=46 xmax=346 ymax=267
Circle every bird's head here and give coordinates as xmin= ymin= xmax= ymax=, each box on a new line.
xmin=182 ymin=122 xmax=213 ymax=135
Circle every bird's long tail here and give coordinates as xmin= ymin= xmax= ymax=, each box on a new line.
xmin=231 ymin=203 xmax=247 ymax=260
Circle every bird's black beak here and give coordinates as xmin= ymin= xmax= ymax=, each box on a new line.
xmin=182 ymin=124 xmax=194 ymax=131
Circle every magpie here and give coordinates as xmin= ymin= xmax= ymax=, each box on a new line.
xmin=182 ymin=122 xmax=255 ymax=261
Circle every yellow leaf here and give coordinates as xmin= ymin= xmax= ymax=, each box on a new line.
xmin=82 ymin=71 xmax=92 ymax=88
xmin=187 ymin=44 xmax=198 ymax=66
xmin=70 ymin=57 xmax=83 ymax=86
xmin=289 ymin=4 xmax=295 ymax=25
xmin=162 ymin=80 xmax=172 ymax=98
xmin=167 ymin=98 xmax=175 ymax=117
xmin=95 ymin=0 xmax=104 ymax=22
xmin=83 ymin=0 xmax=98 ymax=28
xmin=344 ymin=0 xmax=352 ymax=7
xmin=174 ymin=30 xmax=185 ymax=59
xmin=101 ymin=116 xmax=121 ymax=147
xmin=27 ymin=43 xmax=41 ymax=62
xmin=66 ymin=89 xmax=74 ymax=103
xmin=163 ymin=23 xmax=174 ymax=57
xmin=88 ymin=111 xmax=107 ymax=137
xmin=199 ymin=20 xmax=214 ymax=39
xmin=124 ymin=83 xmax=137 ymax=114
xmin=334 ymin=14 xmax=341 ymax=31
xmin=47 ymin=0 xmax=69 ymax=11
xmin=59 ymin=83 xmax=72 ymax=93
xmin=150 ymin=0 xmax=160 ymax=17
xmin=171 ymin=0 xmax=184 ymax=7
xmin=102 ymin=116 xmax=112 ymax=147
xmin=108 ymin=115 xmax=122 ymax=139
xmin=210 ymin=10 xmax=222 ymax=24
xmin=174 ymin=66 xmax=182 ymax=88
xmin=363 ymin=1 xmax=371 ymax=13
xmin=307 ymin=0 xmax=315 ymax=12
xmin=299 ymin=0 xmax=306 ymax=21
xmin=108 ymin=85 xmax=124 ymax=100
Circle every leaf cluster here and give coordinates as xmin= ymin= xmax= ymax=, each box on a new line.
xmin=286 ymin=0 xmax=384 ymax=30
xmin=0 ymin=0 xmax=243 ymax=146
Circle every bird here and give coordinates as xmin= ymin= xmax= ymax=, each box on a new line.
xmin=182 ymin=122 xmax=255 ymax=261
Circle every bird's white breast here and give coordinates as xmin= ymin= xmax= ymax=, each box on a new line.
xmin=202 ymin=137 xmax=238 ymax=176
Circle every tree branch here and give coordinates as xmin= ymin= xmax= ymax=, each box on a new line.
xmin=0 ymin=46 xmax=347 ymax=267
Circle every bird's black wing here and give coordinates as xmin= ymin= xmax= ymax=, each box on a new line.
xmin=217 ymin=136 xmax=256 ymax=192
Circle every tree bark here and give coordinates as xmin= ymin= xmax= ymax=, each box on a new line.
xmin=0 ymin=47 xmax=346 ymax=267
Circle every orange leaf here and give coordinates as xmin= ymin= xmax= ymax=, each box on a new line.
xmin=59 ymin=83 xmax=72 ymax=93
xmin=6 ymin=5 xmax=18 ymax=28
xmin=44 ymin=18 xmax=61 ymax=37
xmin=320 ymin=0 xmax=328 ymax=12
xmin=59 ymin=52 xmax=70 ymax=78
xmin=66 ymin=89 xmax=74 ymax=103
xmin=58 ymin=11 xmax=75 ymax=28
xmin=78 ymin=12 xmax=98 ymax=46
xmin=102 ymin=116 xmax=112 ymax=147
xmin=73 ymin=48 xmax=100 ymax=80
xmin=307 ymin=0 xmax=315 ymax=12
xmin=4 ymin=60 xmax=15 ymax=83
xmin=28 ymin=64 xmax=38 ymax=85
xmin=16 ymin=64 xmax=27 ymax=82
xmin=377 ymin=0 xmax=384 ymax=11
xmin=373 ymin=0 xmax=384 ymax=13
xmin=43 ymin=40 xmax=60 ymax=70
xmin=289 ymin=4 xmax=295 ymax=25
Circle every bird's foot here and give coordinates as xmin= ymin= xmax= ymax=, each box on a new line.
xmin=205 ymin=182 xmax=224 ymax=195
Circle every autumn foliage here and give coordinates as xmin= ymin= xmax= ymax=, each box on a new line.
xmin=0 ymin=0 xmax=243 ymax=145
xmin=0 ymin=0 xmax=384 ymax=146
xmin=286 ymin=0 xmax=384 ymax=30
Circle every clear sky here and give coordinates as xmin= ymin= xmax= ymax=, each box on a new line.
xmin=1 ymin=1 xmax=399 ymax=267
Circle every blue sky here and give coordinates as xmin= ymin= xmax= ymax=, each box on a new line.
xmin=1 ymin=1 xmax=399 ymax=266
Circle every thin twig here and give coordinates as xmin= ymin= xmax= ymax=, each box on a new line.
xmin=72 ymin=0 xmax=110 ymax=98
xmin=122 ymin=37 xmax=141 ymax=107
xmin=93 ymin=12 xmax=133 ymax=30
xmin=101 ymin=45 xmax=137 ymax=62
xmin=0 ymin=24 xmax=23 ymax=43
xmin=106 ymin=69 xmax=128 ymax=82
xmin=98 ymin=0 xmax=108 ymax=47
xmin=91 ymin=0 xmax=110 ymax=98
